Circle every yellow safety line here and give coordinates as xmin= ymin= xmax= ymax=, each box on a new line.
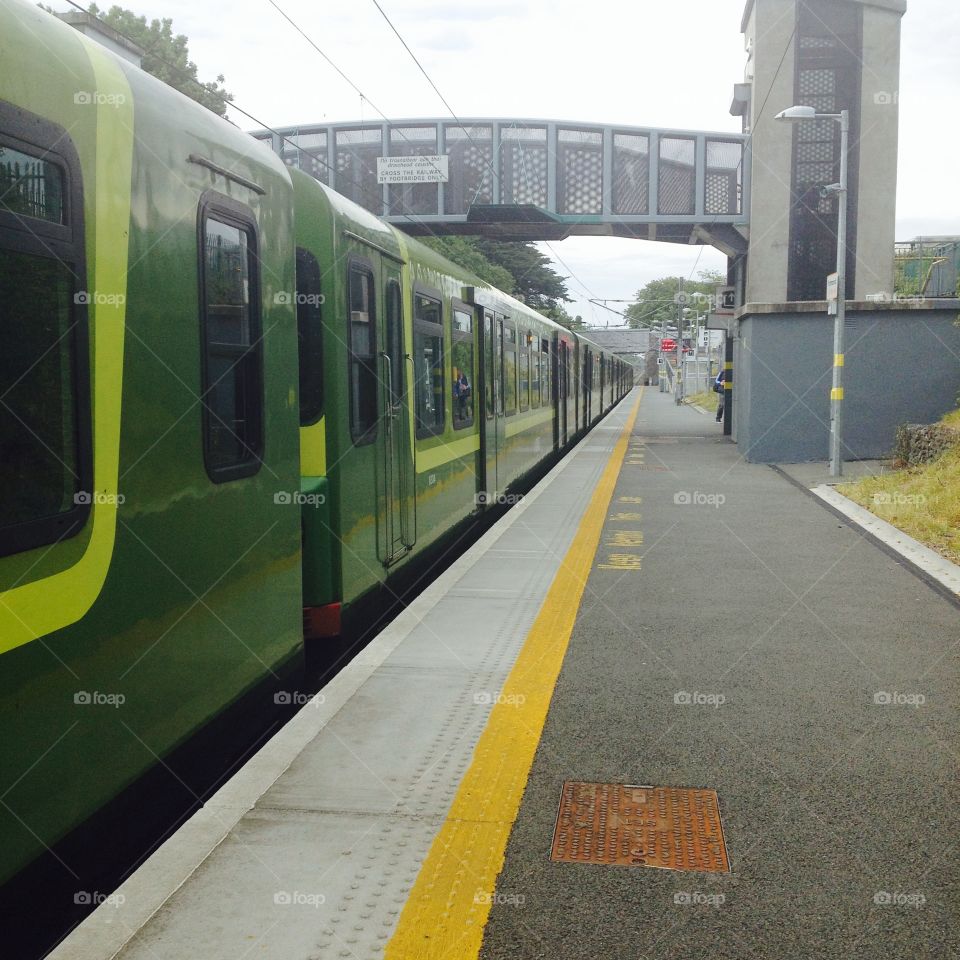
xmin=385 ymin=387 xmax=644 ymax=960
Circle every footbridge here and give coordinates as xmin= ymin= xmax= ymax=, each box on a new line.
xmin=251 ymin=119 xmax=748 ymax=254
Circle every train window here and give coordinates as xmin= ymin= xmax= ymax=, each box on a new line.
xmin=296 ymin=247 xmax=323 ymax=426
xmin=497 ymin=319 xmax=505 ymax=415
xmin=451 ymin=307 xmax=473 ymax=430
xmin=528 ymin=335 xmax=537 ymax=408
xmin=199 ymin=205 xmax=264 ymax=480
xmin=541 ymin=338 xmax=550 ymax=405
xmin=503 ymin=321 xmax=517 ymax=415
xmin=0 ymin=250 xmax=87 ymax=552
xmin=0 ymin=145 xmax=64 ymax=223
xmin=0 ymin=117 xmax=92 ymax=557
xmin=485 ymin=314 xmax=495 ymax=419
xmin=348 ymin=263 xmax=378 ymax=444
xmin=518 ymin=332 xmax=529 ymax=413
xmin=414 ymin=292 xmax=444 ymax=437
xmin=385 ymin=279 xmax=404 ymax=407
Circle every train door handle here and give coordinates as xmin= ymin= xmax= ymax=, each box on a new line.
xmin=379 ymin=353 xmax=396 ymax=420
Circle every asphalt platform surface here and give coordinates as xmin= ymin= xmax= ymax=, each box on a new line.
xmin=480 ymin=388 xmax=959 ymax=959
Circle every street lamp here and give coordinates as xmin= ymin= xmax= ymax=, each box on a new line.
xmin=775 ymin=104 xmax=850 ymax=478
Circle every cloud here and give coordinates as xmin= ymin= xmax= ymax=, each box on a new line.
xmin=392 ymin=2 xmax=515 ymax=23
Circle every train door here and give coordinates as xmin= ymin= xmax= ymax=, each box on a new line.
xmin=556 ymin=335 xmax=577 ymax=447
xmin=480 ymin=307 xmax=505 ymax=499
xmin=378 ymin=262 xmax=414 ymax=564
xmin=583 ymin=347 xmax=592 ymax=425
xmin=565 ymin=340 xmax=580 ymax=434
xmin=557 ymin=337 xmax=568 ymax=445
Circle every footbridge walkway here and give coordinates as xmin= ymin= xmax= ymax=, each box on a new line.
xmin=251 ymin=119 xmax=748 ymax=251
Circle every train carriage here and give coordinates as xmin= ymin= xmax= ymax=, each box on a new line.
xmin=0 ymin=0 xmax=303 ymax=888
xmin=0 ymin=0 xmax=631 ymax=898
xmin=291 ymin=167 xmax=628 ymax=637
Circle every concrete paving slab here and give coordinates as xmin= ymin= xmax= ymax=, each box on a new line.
xmin=776 ymin=458 xmax=892 ymax=488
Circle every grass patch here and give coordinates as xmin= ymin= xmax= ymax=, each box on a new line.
xmin=838 ymin=411 xmax=960 ymax=564
xmin=685 ymin=390 xmax=718 ymax=414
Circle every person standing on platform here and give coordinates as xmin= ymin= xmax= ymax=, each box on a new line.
xmin=714 ymin=369 xmax=726 ymax=423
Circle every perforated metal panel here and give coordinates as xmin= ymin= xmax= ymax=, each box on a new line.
xmin=705 ymin=140 xmax=742 ymax=215
xmin=613 ymin=133 xmax=649 ymax=215
xmin=788 ymin=0 xmax=862 ymax=301
xmin=658 ymin=137 xmax=696 ymax=215
xmin=558 ymin=129 xmax=602 ymax=215
xmin=281 ymin=131 xmax=329 ymax=185
xmin=388 ymin=126 xmax=439 ymax=218
xmin=444 ymin=125 xmax=493 ymax=215
xmin=500 ymin=126 xmax=547 ymax=207
xmin=335 ymin=127 xmax=382 ymax=213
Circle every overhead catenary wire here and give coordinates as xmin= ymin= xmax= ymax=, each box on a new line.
xmin=365 ymin=0 xmax=605 ymax=311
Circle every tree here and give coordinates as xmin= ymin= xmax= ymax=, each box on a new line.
xmin=85 ymin=4 xmax=232 ymax=116
xmin=543 ymin=305 xmax=586 ymax=331
xmin=473 ymin=240 xmax=572 ymax=318
xmin=624 ymin=269 xmax=725 ymax=330
xmin=418 ymin=236 xmax=514 ymax=293
xmin=417 ymin=236 xmax=573 ymax=321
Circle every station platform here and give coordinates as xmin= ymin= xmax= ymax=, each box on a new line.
xmin=53 ymin=387 xmax=959 ymax=960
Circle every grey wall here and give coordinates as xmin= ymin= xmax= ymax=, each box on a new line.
xmin=855 ymin=3 xmax=903 ymax=298
xmin=733 ymin=302 xmax=960 ymax=463
xmin=741 ymin=0 xmax=796 ymax=305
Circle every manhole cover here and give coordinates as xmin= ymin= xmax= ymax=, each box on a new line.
xmin=550 ymin=782 xmax=729 ymax=873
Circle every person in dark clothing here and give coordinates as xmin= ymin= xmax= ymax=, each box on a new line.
xmin=714 ymin=369 xmax=726 ymax=423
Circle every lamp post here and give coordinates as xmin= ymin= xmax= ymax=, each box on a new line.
xmin=775 ymin=105 xmax=850 ymax=478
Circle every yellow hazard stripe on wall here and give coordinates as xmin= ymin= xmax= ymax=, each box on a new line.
xmin=0 ymin=39 xmax=132 ymax=655
xmin=831 ymin=387 xmax=845 ymax=400
xmin=385 ymin=387 xmax=644 ymax=960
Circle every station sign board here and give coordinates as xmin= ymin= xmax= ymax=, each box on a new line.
xmin=714 ymin=286 xmax=736 ymax=316
xmin=377 ymin=155 xmax=449 ymax=184
xmin=826 ymin=272 xmax=839 ymax=302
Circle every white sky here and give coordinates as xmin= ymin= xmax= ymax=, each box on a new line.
xmin=82 ymin=0 xmax=960 ymax=326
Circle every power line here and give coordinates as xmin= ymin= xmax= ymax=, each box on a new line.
xmin=61 ymin=0 xmax=465 ymax=237
xmin=364 ymin=0 xmax=598 ymax=307
xmin=266 ymin=0 xmax=381 ymax=114
xmin=368 ymin=0 xmax=463 ymax=125
xmin=263 ymin=0 xmax=465 ymax=232
xmin=58 ymin=0 xmax=403 ymax=221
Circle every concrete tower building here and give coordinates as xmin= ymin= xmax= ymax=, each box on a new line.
xmin=735 ymin=0 xmax=906 ymax=305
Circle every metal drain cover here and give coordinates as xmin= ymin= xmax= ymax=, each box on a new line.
xmin=550 ymin=782 xmax=729 ymax=873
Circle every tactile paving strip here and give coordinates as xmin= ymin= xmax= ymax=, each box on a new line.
xmin=550 ymin=782 xmax=730 ymax=873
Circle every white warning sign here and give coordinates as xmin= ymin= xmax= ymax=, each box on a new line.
xmin=376 ymin=155 xmax=449 ymax=184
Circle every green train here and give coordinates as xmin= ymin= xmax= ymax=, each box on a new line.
xmin=0 ymin=0 xmax=631 ymax=892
